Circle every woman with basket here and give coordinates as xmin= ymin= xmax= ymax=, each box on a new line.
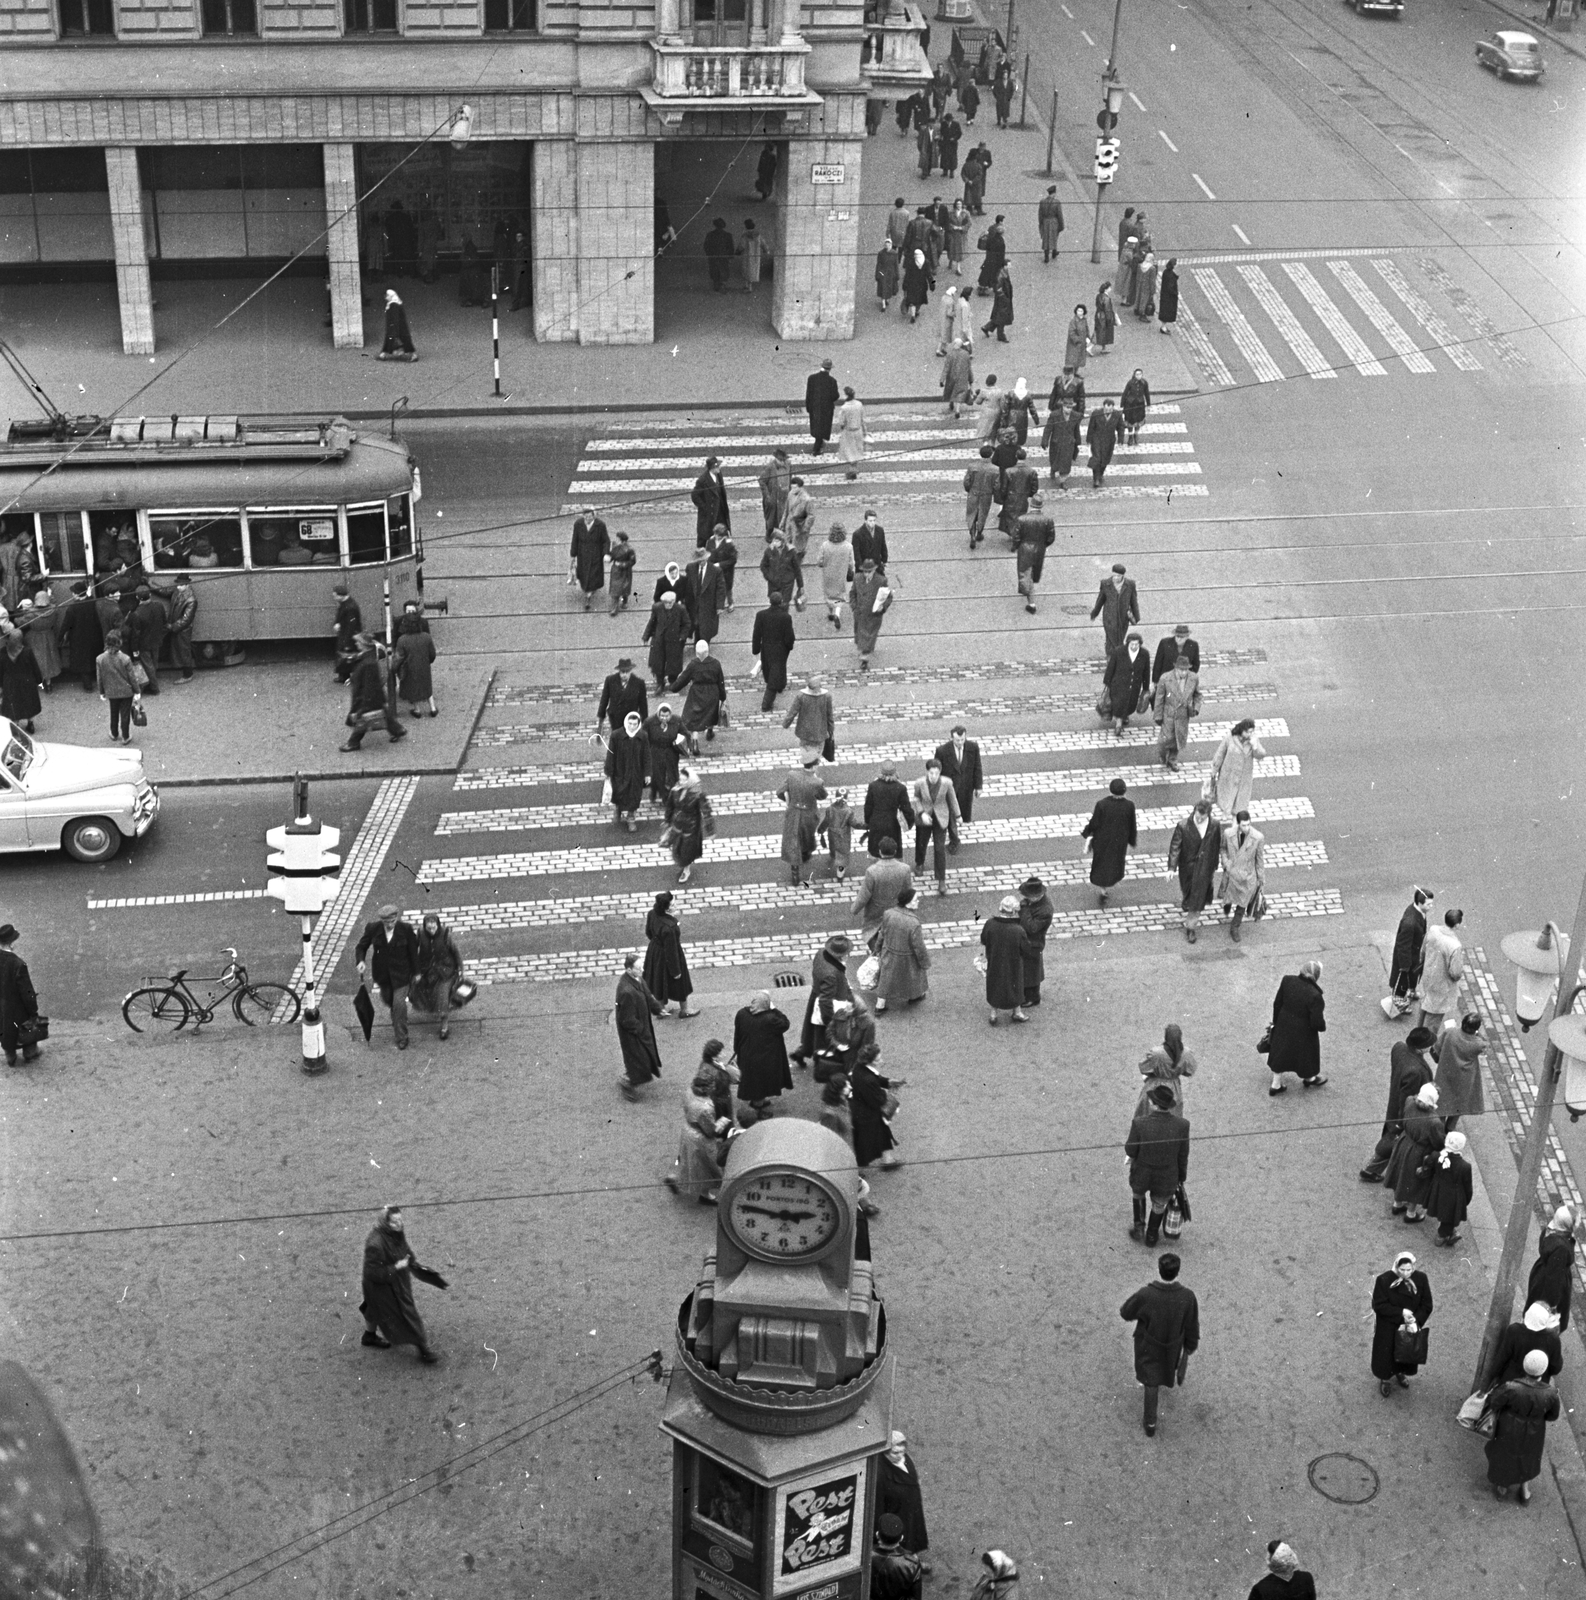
xmin=1370 ymin=1250 xmax=1432 ymax=1398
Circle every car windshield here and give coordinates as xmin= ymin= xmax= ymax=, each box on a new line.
xmin=2 ymin=726 xmax=34 ymax=784
xmin=1514 ymin=39 xmax=1538 ymax=50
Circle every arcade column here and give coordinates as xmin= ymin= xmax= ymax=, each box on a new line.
xmin=104 ymin=147 xmax=154 ymax=356
xmin=323 ymin=143 xmax=364 ymax=351
xmin=660 ymin=1120 xmax=894 ymax=1600
xmin=771 ymin=137 xmax=862 ymax=341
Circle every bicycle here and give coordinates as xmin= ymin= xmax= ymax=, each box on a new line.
xmin=122 ymin=947 xmax=302 ymax=1034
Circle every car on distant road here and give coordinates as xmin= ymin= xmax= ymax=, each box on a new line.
xmin=1351 ymin=0 xmax=1403 ymax=18
xmin=1476 ymin=29 xmax=1545 ymax=80
xmin=0 ymin=719 xmax=159 ymax=862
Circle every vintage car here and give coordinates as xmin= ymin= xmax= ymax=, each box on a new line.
xmin=0 ymin=719 xmax=159 ymax=861
xmin=1351 ymin=0 xmax=1403 ymax=19
xmin=1476 ymin=29 xmax=1545 ymax=79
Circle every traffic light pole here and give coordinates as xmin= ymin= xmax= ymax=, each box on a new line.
xmin=1090 ymin=183 xmax=1107 ymax=264
xmin=298 ymin=909 xmax=326 ymax=1075
xmin=266 ymin=775 xmax=342 ymax=1078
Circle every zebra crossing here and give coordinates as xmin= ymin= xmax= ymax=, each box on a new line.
xmin=394 ymin=648 xmax=1343 ymax=988
xmin=1177 ymin=251 xmax=1512 ymax=388
xmin=558 ymin=404 xmax=1209 ymax=518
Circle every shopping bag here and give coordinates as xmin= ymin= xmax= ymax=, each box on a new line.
xmin=856 ymin=954 xmax=880 ymax=991
xmin=130 ymin=696 xmax=147 ymax=727
xmin=1457 ymin=1391 xmax=1492 ymax=1433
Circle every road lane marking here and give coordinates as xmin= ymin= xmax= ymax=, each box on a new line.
xmin=1081 ymin=28 xmax=1096 ymax=44
xmin=566 ymin=462 xmax=1203 ymax=494
xmin=1192 ymin=173 xmax=1216 ymax=199
xmin=1129 ymin=91 xmax=1147 ymax=111
xmin=1060 ymin=2 xmax=1073 ymax=13
xmin=1237 ymin=264 xmax=1335 ymax=379
xmin=1326 ymin=261 xmax=1435 ymax=373
xmin=1372 ymin=259 xmax=1483 ymax=371
xmin=1158 ymin=129 xmax=1178 ymax=151
xmin=1231 ymin=224 xmax=1251 ymax=245
xmin=88 ymin=888 xmax=269 ymax=909
xmin=1174 ymin=304 xmax=1236 ymax=388
xmin=558 ymin=484 xmax=1210 ymax=515
xmin=1281 ymin=262 xmax=1385 ymax=376
xmin=585 ymin=428 xmax=976 ymax=452
xmin=1191 ymin=268 xmax=1285 ymax=383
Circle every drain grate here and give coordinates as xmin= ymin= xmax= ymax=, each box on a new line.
xmin=773 ymin=971 xmax=806 ymax=989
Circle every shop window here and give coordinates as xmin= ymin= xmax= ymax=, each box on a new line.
xmin=58 ymin=0 xmax=114 ymax=34
xmin=484 ymin=0 xmax=535 ymax=29
xmin=344 ymin=0 xmax=398 ymax=32
xmin=346 ymin=505 xmax=387 ymax=566
xmin=248 ymin=512 xmax=338 ymax=568
xmin=201 ymin=0 xmax=258 ymax=33
xmin=150 ymin=515 xmax=244 ymax=570
xmin=37 ymin=513 xmax=87 ymax=577
xmin=387 ymin=495 xmax=412 ymax=559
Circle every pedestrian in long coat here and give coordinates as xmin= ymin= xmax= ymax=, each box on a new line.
xmin=1042 ymin=402 xmax=1079 ymax=487
xmin=777 ymin=754 xmax=828 ymax=885
xmin=394 ymin=627 xmax=436 ymax=716
xmin=1415 ymin=909 xmax=1466 ymax=1034
xmin=976 ymin=218 xmax=1006 ymax=292
xmin=1360 ymin=1027 xmax=1437 ymax=1182
xmin=760 ymin=534 xmax=804 ymax=608
xmin=686 ymin=552 xmax=727 ymax=643
xmin=671 ymin=641 xmax=727 ymax=753
xmin=568 ymin=510 xmax=609 ymax=607
xmin=644 ymin=706 xmax=684 ymax=801
xmin=877 ymin=1432 xmax=930 ymax=1558
xmin=1217 ymin=813 xmax=1266 ymax=938
xmin=850 ymin=842 xmax=914 ymax=947
xmin=1206 ymin=720 xmax=1266 ymax=814
xmin=1387 ymin=1082 xmax=1445 ymax=1212
xmin=1152 ymin=658 xmax=1201 ymax=770
xmin=25 ymin=592 xmax=61 ymax=687
xmin=876 ymin=887 xmax=930 ymax=1008
xmin=1126 ymin=1087 xmax=1190 ymax=1243
xmin=1426 ymin=1130 xmax=1472 ymax=1245
xmin=644 ymin=592 xmax=690 ymax=688
xmin=851 ymin=1041 xmax=906 ymax=1168
xmin=915 ymin=119 xmax=935 ymax=177
xmin=998 ymin=455 xmax=1038 ymax=537
xmin=985 ymin=268 xmax=1013 ymax=340
xmin=1086 ymin=400 xmax=1123 ymax=486
xmin=963 ymin=447 xmax=998 ymax=545
xmin=942 ymin=339 xmax=974 ymax=416
xmin=751 ymin=593 xmax=795 ymax=710
xmin=1014 ymin=500 xmax=1054 ymax=614
xmin=1157 ymin=258 xmax=1180 ymax=333
xmin=615 ymin=953 xmax=664 ymax=1095
xmin=981 ymin=895 xmax=1038 ymax=1023
xmin=1135 ymin=1023 xmax=1198 ymax=1116
xmin=945 ymin=199 xmax=971 ymax=270
xmin=642 ymin=891 xmax=696 ymax=1013
xmin=851 ymin=561 xmax=891 ymax=667
xmin=1484 ymin=1303 xmax=1565 ymax=1392
xmin=1091 ymin=565 xmax=1139 ymax=655
xmin=1529 ymin=1209 xmax=1578 ymax=1328
xmin=1082 ymin=777 xmax=1137 ymax=901
xmin=782 ymin=674 xmax=835 ymax=756
xmin=1092 ymin=284 xmax=1117 ymax=354
xmin=60 ymin=587 xmax=102 ymax=690
xmin=1064 ymin=306 xmax=1090 ymax=371
xmin=1488 ymin=1355 xmax=1561 ymax=1499
xmin=814 ymin=525 xmax=854 ymax=626
xmin=0 ymin=634 xmax=42 ymax=730
xmin=1133 ymin=253 xmax=1159 ymax=319
xmin=875 ymin=240 xmax=900 ymax=312
xmin=795 ymin=934 xmax=854 ymax=1062
xmin=378 ymin=290 xmax=416 ymax=359
xmin=733 ymin=991 xmax=793 ymax=1110
xmin=961 ymin=151 xmax=985 ymax=215
xmin=604 ymin=710 xmax=649 ymax=830
xmin=1121 ymin=369 xmax=1151 ymax=443
xmin=1434 ymin=1012 xmax=1486 ymax=1126
xmin=1370 ymin=1251 xmax=1432 ymax=1392
xmin=1384 ymin=888 xmax=1433 ymax=1017
xmin=1119 ymin=1255 xmax=1199 ymax=1435
xmin=0 ymin=927 xmax=40 ymax=1067
xmin=1038 ymin=187 xmax=1065 ymax=261
xmin=691 ymin=457 xmax=729 ymax=546
xmin=835 ymin=390 xmax=867 ymax=479
xmin=670 ymin=1065 xmax=731 ymax=1199
xmin=360 ymin=1206 xmax=445 ymax=1360
xmin=759 ymin=450 xmax=792 ymax=535
xmin=1267 ymin=961 xmax=1326 ymax=1091
xmin=1102 ymin=633 xmax=1151 ymax=729
xmin=806 ymin=360 xmax=840 ymax=454
xmin=663 ymin=769 xmax=714 ymax=884
xmin=1168 ymin=800 xmax=1222 ymax=943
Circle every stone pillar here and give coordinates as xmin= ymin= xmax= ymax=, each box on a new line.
xmin=777 ymin=0 xmax=802 ymax=44
xmin=104 ymin=147 xmax=154 ymax=356
xmin=575 ymin=140 xmax=653 ymax=345
xmin=772 ymin=137 xmax=860 ymax=340
xmin=655 ymin=0 xmax=681 ymax=39
xmin=532 ymin=140 xmax=580 ymax=343
xmin=323 ymin=142 xmax=364 ymax=351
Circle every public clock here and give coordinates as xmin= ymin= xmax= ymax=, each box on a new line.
xmin=725 ymin=1169 xmax=844 ymax=1262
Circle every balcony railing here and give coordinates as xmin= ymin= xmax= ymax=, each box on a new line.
xmin=861 ymin=1 xmax=933 ymax=87
xmin=643 ymin=36 xmax=822 ymax=121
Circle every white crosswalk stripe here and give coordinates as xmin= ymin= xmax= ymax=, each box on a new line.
xmin=1372 ymin=259 xmax=1484 ymax=372
xmin=1237 ymin=263 xmax=1336 ymax=379
xmin=1191 ymin=267 xmax=1286 ymax=383
xmin=1326 ymin=261 xmax=1436 ymax=374
xmin=1281 ymin=263 xmax=1386 ymax=376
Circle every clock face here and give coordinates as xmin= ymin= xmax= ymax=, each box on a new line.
xmin=726 ymin=1171 xmax=843 ymax=1262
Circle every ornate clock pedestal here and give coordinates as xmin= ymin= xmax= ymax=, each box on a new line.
xmin=659 ymin=1120 xmax=894 ymax=1600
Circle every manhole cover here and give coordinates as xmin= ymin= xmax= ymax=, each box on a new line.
xmin=1060 ymin=604 xmax=1091 ymax=616
xmin=773 ymin=971 xmax=806 ymax=988
xmin=1308 ymin=1453 xmax=1379 ymax=1504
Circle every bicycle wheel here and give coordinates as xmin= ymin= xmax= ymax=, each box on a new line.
xmin=123 ymin=986 xmax=192 ymax=1034
xmin=234 ymin=983 xmax=302 ymax=1026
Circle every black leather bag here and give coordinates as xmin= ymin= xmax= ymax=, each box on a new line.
xmin=17 ymin=1015 xmax=47 ymax=1045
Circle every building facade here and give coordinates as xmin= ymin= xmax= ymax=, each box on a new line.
xmin=0 ymin=0 xmax=928 ymax=354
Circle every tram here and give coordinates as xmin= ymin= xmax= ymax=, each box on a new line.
xmin=0 ymin=409 xmax=423 ymax=663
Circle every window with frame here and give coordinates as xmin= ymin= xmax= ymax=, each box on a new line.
xmin=37 ymin=513 xmax=87 ymax=577
xmin=58 ymin=0 xmax=114 ymax=34
xmin=346 ymin=505 xmax=387 ymax=566
xmin=344 ymin=0 xmax=398 ymax=32
xmin=483 ymin=0 xmax=534 ymax=30
xmin=200 ymin=0 xmax=258 ymax=34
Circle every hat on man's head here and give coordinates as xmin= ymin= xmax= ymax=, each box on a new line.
xmin=1020 ymin=876 xmax=1044 ymax=895
xmin=0 ymin=924 xmax=17 ymax=943
xmin=1109 ymin=778 xmax=1127 ymax=796
xmin=825 ymin=934 xmax=853 ymax=957
xmin=1174 ymin=623 xmax=1190 ymax=637
xmin=1149 ymin=1084 xmax=1177 ymax=1109
xmin=1112 ymin=562 xmax=1127 ymax=575
xmin=376 ymin=903 xmax=400 ymax=920
xmin=616 ymin=657 xmax=633 ymax=670
xmin=876 ymin=1515 xmax=905 ymax=1548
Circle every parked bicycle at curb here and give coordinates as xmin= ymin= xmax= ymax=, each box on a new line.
xmin=122 ymin=947 xmax=301 ymax=1033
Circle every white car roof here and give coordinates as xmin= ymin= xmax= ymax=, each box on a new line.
xmin=1494 ymin=29 xmax=1538 ymax=44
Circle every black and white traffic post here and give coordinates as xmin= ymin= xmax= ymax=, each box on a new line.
xmin=266 ymin=775 xmax=342 ymax=1076
xmin=1088 ymin=82 xmax=1124 ymax=263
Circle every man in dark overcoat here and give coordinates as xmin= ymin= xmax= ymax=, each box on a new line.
xmin=568 ymin=508 xmax=609 ymax=610
xmin=933 ymin=724 xmax=983 ymax=833
xmin=60 ymin=581 xmax=103 ymax=691
xmin=751 ymin=591 xmax=796 ymax=711
xmin=997 ymin=452 xmax=1038 ymax=538
xmin=1119 ymin=1252 xmax=1199 ymax=1436
xmin=1151 ymin=622 xmax=1199 ymax=687
xmin=1167 ymin=798 xmax=1222 ymax=944
xmin=615 ymin=951 xmax=664 ymax=1097
xmin=360 ymin=1204 xmax=446 ymax=1363
xmin=1360 ymin=1026 xmax=1437 ymax=1183
xmin=0 ymin=923 xmax=41 ymax=1067
xmin=805 ymin=359 xmax=840 ymax=455
xmin=1384 ymin=886 xmax=1433 ymax=1018
xmin=1126 ymin=1084 xmax=1190 ymax=1246
xmin=963 ymin=446 xmax=999 ymax=547
xmin=597 ymin=656 xmax=648 ymax=730
xmin=1017 ymin=876 xmax=1053 ymax=1008
xmin=793 ymin=934 xmax=853 ymax=1065
xmin=1090 ymin=562 xmax=1140 ymax=655
xmin=863 ymin=763 xmax=915 ymax=858
xmin=1081 ymin=777 xmax=1136 ymax=903
xmin=643 ymin=592 xmax=691 ymax=689
xmin=355 ymin=903 xmax=422 ymax=1050
xmin=125 ymin=585 xmax=167 ymax=694
xmin=691 ymin=456 xmax=729 ymax=548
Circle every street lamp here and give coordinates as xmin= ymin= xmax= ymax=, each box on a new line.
xmin=1474 ymin=881 xmax=1586 ymax=1390
xmin=1550 ymin=1013 xmax=1586 ymax=1122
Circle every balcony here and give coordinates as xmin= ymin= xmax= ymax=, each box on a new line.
xmin=861 ymin=1 xmax=934 ymax=88
xmin=643 ymin=37 xmax=822 ymax=123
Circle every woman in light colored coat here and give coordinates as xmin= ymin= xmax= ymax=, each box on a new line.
xmin=1205 ymin=719 xmax=1266 ymax=816
xmin=835 ymin=388 xmax=867 ymax=480
xmin=1134 ymin=1022 xmax=1197 ymax=1115
xmin=1434 ymin=1011 xmax=1486 ymax=1127
xmin=1217 ymin=811 xmax=1266 ymax=940
xmin=813 ymin=524 xmax=854 ymax=627
xmin=875 ymin=885 xmax=930 ymax=1010
xmin=1063 ymin=306 xmax=1089 ymax=372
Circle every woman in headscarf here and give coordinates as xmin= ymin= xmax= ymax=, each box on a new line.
xmin=1205 ymin=718 xmax=1266 ymax=817
xmin=1487 ymin=1347 xmax=1561 ymax=1503
xmin=1483 ymin=1300 xmax=1564 ymax=1390
xmin=1426 ymin=1129 xmax=1472 ymax=1247
xmin=851 ymin=558 xmax=892 ymax=672
xmin=1063 ymin=304 xmax=1089 ymax=372
xmin=1135 ymin=1023 xmax=1197 ymax=1115
xmin=1385 ymin=1081 xmax=1444 ymax=1221
xmin=653 ymin=560 xmax=685 ymax=605
xmin=24 ymin=592 xmax=60 ymax=690
xmin=835 ymin=387 xmax=868 ymax=481
xmin=1091 ymin=281 xmax=1117 ymax=355
xmin=813 ymin=523 xmax=854 ymax=630
xmin=670 ymin=638 xmax=727 ymax=756
xmin=663 ymin=765 xmax=713 ymax=885
xmin=666 ymin=1054 xmax=735 ymax=1204
xmin=1101 ymin=631 xmax=1150 ymax=734
xmin=1120 ymin=366 xmax=1151 ymax=445
xmin=410 ymin=911 xmax=463 ymax=1040
xmin=732 ymin=991 xmax=792 ymax=1116
xmin=875 ymin=238 xmax=900 ymax=311
xmin=1433 ymin=1011 xmax=1485 ymax=1129
xmin=643 ymin=890 xmax=697 ymax=1014
xmin=359 ymin=1204 xmax=446 ymax=1363
xmin=875 ymin=884 xmax=930 ymax=1013
xmin=1370 ymin=1249 xmax=1432 ymax=1397
xmin=1247 ymin=1541 xmax=1315 ymax=1600
xmin=850 ymin=1041 xmax=907 ymax=1171
xmin=1157 ymin=257 xmax=1180 ymax=336
xmin=1005 ymin=376 xmax=1039 ymax=446
xmin=969 ymin=1550 xmax=1020 ymax=1600
xmin=980 ymin=894 xmax=1038 ymax=1025
xmin=377 ymin=289 xmax=417 ymax=361
xmin=604 ymin=709 xmax=649 ymax=833
xmin=1527 ymin=1206 xmax=1577 ymax=1329
xmin=901 ymin=248 xmax=931 ymax=322
xmin=985 ymin=265 xmax=1014 ymax=343
xmin=614 ymin=951 xmax=664 ymax=1100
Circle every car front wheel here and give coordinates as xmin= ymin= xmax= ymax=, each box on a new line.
xmin=62 ymin=817 xmax=123 ymax=863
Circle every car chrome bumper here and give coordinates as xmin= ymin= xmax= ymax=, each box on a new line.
xmin=132 ymin=784 xmax=160 ymax=835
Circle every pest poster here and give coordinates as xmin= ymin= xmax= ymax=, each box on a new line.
xmin=772 ymin=1462 xmax=866 ymax=1595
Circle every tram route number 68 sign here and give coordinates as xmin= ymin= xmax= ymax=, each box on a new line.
xmin=1094 ymin=136 xmax=1120 ymax=184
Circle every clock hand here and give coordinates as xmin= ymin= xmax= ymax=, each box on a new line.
xmin=738 ymin=1204 xmax=818 ymax=1222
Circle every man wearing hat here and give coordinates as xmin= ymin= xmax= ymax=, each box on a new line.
xmin=1361 ymin=1026 xmax=1436 ymax=1181
xmin=125 ymin=583 xmax=168 ymax=695
xmin=805 ymin=357 xmax=840 ymax=456
xmin=692 ymin=455 xmax=729 ymax=549
xmin=596 ymin=657 xmax=647 ymax=731
xmin=340 ymin=633 xmax=408 ymax=751
xmin=1119 ymin=1251 xmax=1199 ymax=1437
xmin=794 ymin=934 xmax=854 ymax=1067
xmin=1151 ymin=622 xmax=1198 ymax=687
xmin=1090 ymin=562 xmax=1140 ymax=657
xmin=332 ymin=581 xmax=362 ymax=683
xmin=870 ymin=1512 xmax=924 ymax=1599
xmin=863 ymin=762 xmax=915 ymax=860
xmin=1013 ymin=492 xmax=1055 ymax=614
xmin=758 ymin=447 xmax=792 ymax=537
xmin=567 ymin=506 xmax=609 ymax=611
xmin=1018 ymin=877 xmax=1054 ymax=1007
xmin=0 ymin=923 xmax=40 ymax=1068
xmin=355 ymin=903 xmax=422 ymax=1050
xmin=776 ymin=751 xmax=828 ymax=888
xmin=1126 ymin=1085 xmax=1190 ymax=1246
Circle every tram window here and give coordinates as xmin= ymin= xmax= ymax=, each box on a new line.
xmin=0 ymin=516 xmax=38 ymax=597
xmin=37 ymin=513 xmax=86 ymax=575
xmin=347 ymin=505 xmax=387 ymax=566
xmin=388 ymin=495 xmax=412 ymax=558
xmin=247 ymin=512 xmax=338 ymax=568
xmin=150 ymin=516 xmax=243 ymax=569
xmin=89 ymin=511 xmax=141 ymax=577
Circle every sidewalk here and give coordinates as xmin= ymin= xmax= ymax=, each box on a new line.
xmin=0 ymin=82 xmax=1196 ymax=420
